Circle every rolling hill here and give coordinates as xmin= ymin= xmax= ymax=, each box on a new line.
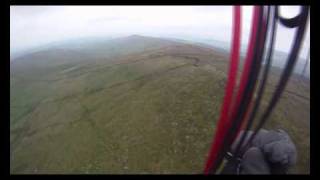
xmin=10 ymin=35 xmax=310 ymax=174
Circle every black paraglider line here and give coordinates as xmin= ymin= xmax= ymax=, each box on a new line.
xmin=232 ymin=6 xmax=276 ymax=159
xmin=241 ymin=6 xmax=309 ymax=157
xmin=208 ymin=6 xmax=265 ymax=174
xmin=206 ymin=6 xmax=309 ymax=174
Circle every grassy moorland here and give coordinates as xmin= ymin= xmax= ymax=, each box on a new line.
xmin=10 ymin=35 xmax=309 ymax=174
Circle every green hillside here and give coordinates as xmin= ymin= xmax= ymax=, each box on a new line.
xmin=10 ymin=35 xmax=309 ymax=174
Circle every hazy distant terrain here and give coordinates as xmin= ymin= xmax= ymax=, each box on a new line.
xmin=10 ymin=35 xmax=309 ymax=174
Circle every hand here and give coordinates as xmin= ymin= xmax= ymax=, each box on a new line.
xmin=225 ymin=129 xmax=297 ymax=174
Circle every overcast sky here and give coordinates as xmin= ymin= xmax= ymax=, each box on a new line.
xmin=10 ymin=6 xmax=310 ymax=60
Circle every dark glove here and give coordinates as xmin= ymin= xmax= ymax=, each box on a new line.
xmin=227 ymin=129 xmax=297 ymax=174
xmin=240 ymin=147 xmax=271 ymax=174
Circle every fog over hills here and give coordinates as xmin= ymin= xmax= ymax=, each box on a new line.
xmin=11 ymin=35 xmax=309 ymax=78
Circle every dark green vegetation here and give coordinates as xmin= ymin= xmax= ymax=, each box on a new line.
xmin=10 ymin=35 xmax=309 ymax=174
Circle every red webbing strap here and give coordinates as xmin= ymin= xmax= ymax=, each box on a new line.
xmin=204 ymin=6 xmax=261 ymax=174
xmin=228 ymin=6 xmax=261 ymax=131
xmin=203 ymin=6 xmax=241 ymax=174
xmin=235 ymin=6 xmax=268 ymax=138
